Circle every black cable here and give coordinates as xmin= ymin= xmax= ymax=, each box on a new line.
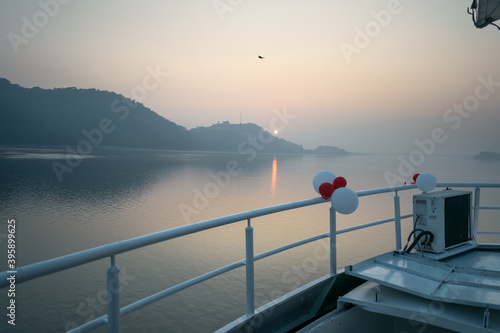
xmin=405 ymin=231 xmax=434 ymax=253
xmin=468 ymin=7 xmax=477 ymax=26
xmin=468 ymin=0 xmax=500 ymax=30
xmin=491 ymin=22 xmax=500 ymax=30
xmin=403 ymin=215 xmax=423 ymax=252
xmin=404 ymin=228 xmax=422 ymax=252
xmin=468 ymin=0 xmax=478 ymax=26
xmin=413 ymin=215 xmax=420 ymax=230
xmin=404 ymin=215 xmax=435 ymax=253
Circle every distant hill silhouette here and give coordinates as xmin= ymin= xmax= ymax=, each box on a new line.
xmin=190 ymin=121 xmax=305 ymax=154
xmin=473 ymin=151 xmax=500 ymax=161
xmin=313 ymin=145 xmax=349 ymax=156
xmin=0 ymin=78 xmax=348 ymax=155
xmin=0 ymin=78 xmax=193 ymax=150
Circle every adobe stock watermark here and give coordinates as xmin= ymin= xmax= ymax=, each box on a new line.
xmin=63 ymin=266 xmax=135 ymax=332
xmin=51 ymin=64 xmax=169 ymax=182
xmin=213 ymin=0 xmax=245 ymax=22
xmin=384 ymin=73 xmax=499 ymax=186
xmin=178 ymin=107 xmax=296 ymax=223
xmin=340 ymin=0 xmax=411 ymax=64
xmin=7 ymin=0 xmax=72 ymax=54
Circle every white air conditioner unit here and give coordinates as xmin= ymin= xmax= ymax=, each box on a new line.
xmin=412 ymin=190 xmax=472 ymax=254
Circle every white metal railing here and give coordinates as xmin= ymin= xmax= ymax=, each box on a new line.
xmin=1 ymin=183 xmax=499 ymax=332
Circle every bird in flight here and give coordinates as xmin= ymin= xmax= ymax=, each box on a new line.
xmin=258 ymin=55 xmax=265 ymax=59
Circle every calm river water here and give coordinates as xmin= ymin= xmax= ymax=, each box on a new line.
xmin=0 ymin=147 xmax=498 ymax=332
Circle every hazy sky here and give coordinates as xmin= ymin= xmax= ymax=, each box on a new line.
xmin=1 ymin=0 xmax=499 ymax=154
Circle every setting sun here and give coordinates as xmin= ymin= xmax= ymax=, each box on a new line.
xmin=273 ymin=130 xmax=279 ymax=135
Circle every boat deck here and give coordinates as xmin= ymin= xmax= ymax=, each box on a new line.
xmin=336 ymin=244 xmax=500 ymax=332
xmin=338 ymin=282 xmax=499 ymax=333
xmin=343 ymin=244 xmax=500 ymax=310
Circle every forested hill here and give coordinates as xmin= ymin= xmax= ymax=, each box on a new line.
xmin=0 ymin=78 xmax=348 ymax=155
xmin=0 ymin=78 xmax=193 ymax=150
xmin=190 ymin=122 xmax=305 ymax=154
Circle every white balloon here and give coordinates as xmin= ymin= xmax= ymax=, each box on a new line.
xmin=416 ymin=173 xmax=437 ymax=192
xmin=331 ymin=187 xmax=359 ymax=215
xmin=312 ymin=170 xmax=336 ymax=194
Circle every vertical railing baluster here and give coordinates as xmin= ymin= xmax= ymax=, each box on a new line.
xmin=394 ymin=191 xmax=402 ymax=251
xmin=330 ymin=205 xmax=337 ymax=276
xmin=473 ymin=187 xmax=481 ymax=238
xmin=107 ymin=256 xmax=120 ymax=333
xmin=245 ymin=219 xmax=255 ymax=317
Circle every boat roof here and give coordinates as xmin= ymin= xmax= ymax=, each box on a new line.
xmin=343 ymin=244 xmax=500 ymax=310
xmin=337 ymin=243 xmax=500 ymax=332
xmin=339 ymin=281 xmax=499 ymax=333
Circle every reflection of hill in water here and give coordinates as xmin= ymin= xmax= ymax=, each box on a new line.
xmin=1 ymin=149 xmax=175 ymax=204
xmin=0 ymin=147 xmax=305 ymax=207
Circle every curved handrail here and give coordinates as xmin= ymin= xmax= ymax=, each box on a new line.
xmin=0 ymin=197 xmax=326 ymax=287
xmin=1 ymin=182 xmax=499 ymax=333
xmin=8 ymin=182 xmax=500 ymax=287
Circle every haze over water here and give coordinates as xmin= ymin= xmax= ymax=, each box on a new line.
xmin=1 ymin=0 xmax=500 ymax=155
xmin=1 ymin=148 xmax=499 ymax=332
xmin=1 ymin=0 xmax=500 ymax=332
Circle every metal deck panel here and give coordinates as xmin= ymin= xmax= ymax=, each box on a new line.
xmin=444 ymin=250 xmax=500 ymax=273
xmin=345 ymin=248 xmax=500 ymax=310
xmin=339 ymin=282 xmax=500 ymax=333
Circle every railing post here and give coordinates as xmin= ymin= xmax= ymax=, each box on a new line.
xmin=394 ymin=191 xmax=402 ymax=251
xmin=245 ymin=219 xmax=255 ymax=317
xmin=473 ymin=187 xmax=481 ymax=238
xmin=107 ymin=256 xmax=120 ymax=333
xmin=330 ymin=204 xmax=337 ymax=276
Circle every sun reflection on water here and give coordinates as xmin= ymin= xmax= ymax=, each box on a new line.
xmin=271 ymin=156 xmax=277 ymax=197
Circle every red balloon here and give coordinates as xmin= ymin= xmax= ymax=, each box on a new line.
xmin=333 ymin=176 xmax=347 ymax=189
xmin=413 ymin=173 xmax=420 ymax=182
xmin=319 ymin=182 xmax=334 ymax=199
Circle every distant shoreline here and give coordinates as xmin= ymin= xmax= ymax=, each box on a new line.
xmin=0 ymin=145 xmax=351 ymax=157
xmin=2 ymin=145 xmax=499 ymax=159
xmin=473 ymin=151 xmax=500 ymax=161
